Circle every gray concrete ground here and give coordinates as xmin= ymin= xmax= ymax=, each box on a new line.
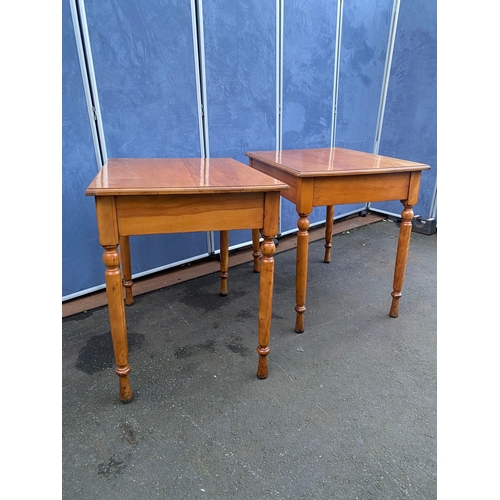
xmin=62 ymin=219 xmax=437 ymax=499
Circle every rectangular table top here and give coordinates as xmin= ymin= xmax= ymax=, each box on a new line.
xmin=246 ymin=148 xmax=430 ymax=178
xmin=85 ymin=158 xmax=289 ymax=196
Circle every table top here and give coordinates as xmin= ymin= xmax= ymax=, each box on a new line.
xmin=85 ymin=158 xmax=289 ymax=196
xmin=246 ymin=148 xmax=430 ymax=178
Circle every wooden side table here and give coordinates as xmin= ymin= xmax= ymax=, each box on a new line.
xmin=85 ymin=158 xmax=288 ymax=402
xmin=246 ymin=148 xmax=430 ymax=333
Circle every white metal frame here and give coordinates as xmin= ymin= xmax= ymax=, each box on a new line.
xmin=190 ymin=0 xmax=215 ymax=254
xmin=373 ymin=0 xmax=400 ymax=157
xmin=364 ymin=0 xmax=401 ymax=217
xmin=64 ymin=0 xmax=437 ymax=301
xmin=330 ymin=0 xmax=344 ymax=148
xmin=70 ymin=0 xmax=108 ymax=169
xmin=276 ymin=0 xmax=284 ymax=154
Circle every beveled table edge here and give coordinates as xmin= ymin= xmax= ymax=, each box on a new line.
xmin=85 ymin=157 xmax=290 ymax=196
xmin=245 ymin=148 xmax=431 ymax=178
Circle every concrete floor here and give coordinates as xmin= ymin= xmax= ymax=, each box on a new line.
xmin=62 ymin=219 xmax=437 ymax=499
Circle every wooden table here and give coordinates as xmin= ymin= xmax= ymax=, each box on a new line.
xmin=85 ymin=158 xmax=288 ymax=402
xmin=246 ymin=148 xmax=430 ymax=333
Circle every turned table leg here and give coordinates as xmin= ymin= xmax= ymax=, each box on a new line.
xmin=256 ymin=235 xmax=276 ymax=379
xmin=324 ymin=205 xmax=334 ymax=263
xmin=219 ymin=230 xmax=229 ymax=296
xmin=389 ymin=203 xmax=414 ymax=318
xmin=251 ymin=229 xmax=261 ymax=273
xmin=120 ymin=236 xmax=134 ymax=306
xmin=295 ymin=213 xmax=310 ymax=333
xmin=103 ymin=244 xmax=133 ymax=403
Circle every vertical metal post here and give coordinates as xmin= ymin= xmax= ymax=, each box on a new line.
xmin=330 ymin=0 xmax=344 ymax=148
xmin=191 ymin=0 xmax=215 ymax=253
xmin=276 ymin=0 xmax=284 ymax=153
xmin=367 ymin=0 xmax=400 ymax=213
xmin=276 ymin=0 xmax=284 ymax=234
xmin=70 ymin=0 xmax=108 ymax=169
xmin=373 ymin=0 xmax=401 ymax=156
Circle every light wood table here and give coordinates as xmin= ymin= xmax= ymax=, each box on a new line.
xmin=85 ymin=158 xmax=288 ymax=402
xmin=246 ymin=148 xmax=430 ymax=333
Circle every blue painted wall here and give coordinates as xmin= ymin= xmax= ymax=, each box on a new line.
xmin=82 ymin=0 xmax=209 ymax=283
xmin=336 ymin=0 xmax=392 ymax=153
xmin=374 ymin=0 xmax=437 ymax=219
xmin=62 ymin=0 xmax=437 ymax=299
xmin=280 ymin=0 xmax=338 ymax=232
xmin=202 ymin=0 xmax=277 ymax=249
xmin=62 ymin=0 xmax=105 ymax=297
xmin=334 ymin=0 xmax=393 ymax=218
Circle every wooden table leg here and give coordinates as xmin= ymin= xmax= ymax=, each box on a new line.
xmin=256 ymin=235 xmax=276 ymax=379
xmin=324 ymin=205 xmax=334 ymax=263
xmin=120 ymin=236 xmax=134 ymax=306
xmin=251 ymin=228 xmax=261 ymax=273
xmin=103 ymin=244 xmax=133 ymax=403
xmin=389 ymin=203 xmax=414 ymax=318
xmin=295 ymin=213 xmax=310 ymax=333
xmin=219 ymin=230 xmax=229 ymax=296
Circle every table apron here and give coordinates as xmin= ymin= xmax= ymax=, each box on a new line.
xmin=249 ymin=159 xmax=298 ymax=201
xmin=115 ymin=192 xmax=265 ymax=236
xmin=312 ymin=172 xmax=413 ymax=206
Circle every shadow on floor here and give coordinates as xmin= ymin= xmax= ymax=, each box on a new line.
xmin=62 ymin=220 xmax=436 ymax=499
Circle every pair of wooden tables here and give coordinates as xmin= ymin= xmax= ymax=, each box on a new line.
xmin=85 ymin=148 xmax=430 ymax=402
